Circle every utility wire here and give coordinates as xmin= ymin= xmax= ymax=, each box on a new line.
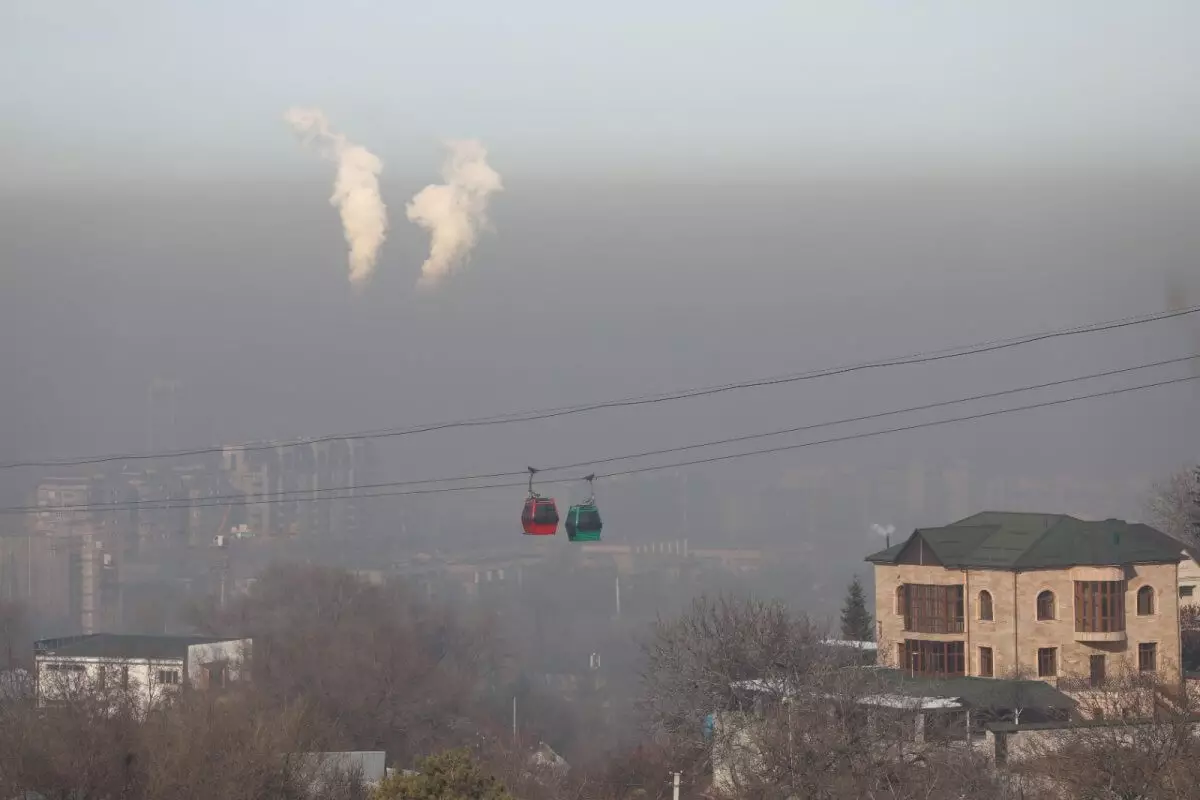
xmin=8 ymin=369 xmax=1195 ymax=515
xmin=593 ymin=374 xmax=1200 ymax=482
xmin=15 ymin=354 xmax=1194 ymax=513
xmin=3 ymin=304 xmax=1197 ymax=471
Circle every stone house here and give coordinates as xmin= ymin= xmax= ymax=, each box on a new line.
xmin=866 ymin=513 xmax=1185 ymax=696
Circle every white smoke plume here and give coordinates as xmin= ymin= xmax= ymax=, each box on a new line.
xmin=284 ymin=108 xmax=387 ymax=287
xmin=406 ymin=140 xmax=503 ymax=287
xmin=870 ymin=523 xmax=895 ymax=539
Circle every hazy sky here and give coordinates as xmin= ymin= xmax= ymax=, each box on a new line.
xmin=2 ymin=2 xmax=1199 ymax=544
xmin=5 ymin=1 xmax=1200 ymax=182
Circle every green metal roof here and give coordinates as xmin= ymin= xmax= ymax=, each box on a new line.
xmin=34 ymin=634 xmax=233 ymax=660
xmin=871 ymin=669 xmax=1076 ymax=711
xmin=865 ymin=512 xmax=1186 ymax=570
xmin=867 ymin=540 xmax=906 ymax=562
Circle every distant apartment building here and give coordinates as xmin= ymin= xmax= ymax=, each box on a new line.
xmin=0 ymin=533 xmax=75 ymax=625
xmin=34 ymin=476 xmax=92 ymax=534
xmin=30 ymin=464 xmax=225 ymax=634
xmin=19 ymin=506 xmax=119 ymax=636
xmin=35 ymin=633 xmax=251 ymax=712
xmin=867 ymin=513 xmax=1185 ymax=694
xmin=222 ymin=438 xmax=377 ymax=539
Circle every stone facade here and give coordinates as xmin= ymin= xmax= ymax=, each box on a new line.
xmin=1178 ymin=554 xmax=1200 ymax=609
xmin=874 ymin=561 xmax=1183 ymax=689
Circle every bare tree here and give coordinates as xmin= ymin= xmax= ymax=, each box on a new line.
xmin=1146 ymin=466 xmax=1200 ymax=545
xmin=0 ymin=662 xmax=143 ymax=800
xmin=0 ymin=681 xmax=365 ymax=800
xmin=640 ymin=593 xmax=1016 ymax=799
xmin=191 ymin=564 xmax=506 ymax=763
xmin=1018 ymin=670 xmax=1200 ymax=800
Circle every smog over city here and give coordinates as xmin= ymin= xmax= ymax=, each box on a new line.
xmin=3 ymin=2 xmax=1200 ymax=797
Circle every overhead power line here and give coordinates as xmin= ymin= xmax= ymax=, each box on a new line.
xmin=3 ymin=304 xmax=1197 ymax=472
xmin=8 ymin=367 xmax=1195 ymax=516
xmin=15 ymin=354 xmax=1194 ymax=512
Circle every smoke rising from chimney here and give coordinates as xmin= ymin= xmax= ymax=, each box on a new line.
xmin=284 ymin=108 xmax=388 ymax=287
xmin=871 ymin=523 xmax=896 ymax=547
xmin=406 ymin=140 xmax=503 ymax=288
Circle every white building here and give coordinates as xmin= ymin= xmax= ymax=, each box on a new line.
xmin=34 ymin=633 xmax=251 ymax=711
xmin=1177 ymin=547 xmax=1200 ymax=609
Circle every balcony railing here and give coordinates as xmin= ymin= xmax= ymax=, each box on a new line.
xmin=904 ymin=617 xmax=965 ymax=634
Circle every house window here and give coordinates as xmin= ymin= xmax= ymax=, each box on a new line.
xmin=1089 ymin=654 xmax=1106 ymax=688
xmin=157 ymin=669 xmax=180 ymax=685
xmin=901 ymin=640 xmax=965 ymax=677
xmin=96 ymin=666 xmax=106 ymax=691
xmin=1138 ymin=643 xmax=1157 ymax=673
xmin=1136 ymin=586 xmax=1155 ymax=616
xmin=902 ymin=584 xmax=965 ymax=633
xmin=1036 ymin=590 xmax=1056 ymax=621
xmin=1037 ymin=647 xmax=1057 ymax=677
xmin=978 ymin=590 xmax=994 ymax=621
xmin=894 ymin=586 xmax=905 ymax=615
xmin=1074 ymin=581 xmax=1125 ymax=632
xmin=979 ymin=646 xmax=994 ymax=677
xmin=120 ymin=666 xmax=129 ymax=690
xmin=1180 ymin=585 xmax=1195 ymax=599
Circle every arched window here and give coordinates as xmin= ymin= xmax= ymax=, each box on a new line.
xmin=1137 ymin=585 xmax=1155 ymax=616
xmin=1036 ymin=590 xmax=1056 ymax=621
xmin=894 ymin=586 xmax=905 ymax=615
xmin=979 ymin=590 xmax=994 ymax=621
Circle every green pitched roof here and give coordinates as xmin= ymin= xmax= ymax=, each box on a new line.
xmin=865 ymin=512 xmax=1185 ymax=570
xmin=871 ymin=669 xmax=1076 ymax=711
xmin=866 ymin=540 xmax=906 ymax=562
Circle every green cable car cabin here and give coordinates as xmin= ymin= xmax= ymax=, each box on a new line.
xmin=564 ymin=474 xmax=602 ymax=542
xmin=565 ymin=502 xmax=602 ymax=542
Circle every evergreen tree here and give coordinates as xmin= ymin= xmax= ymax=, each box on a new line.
xmin=372 ymin=749 xmax=513 ymax=800
xmin=840 ymin=575 xmax=874 ymax=642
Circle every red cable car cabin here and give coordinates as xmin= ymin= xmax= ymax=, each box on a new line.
xmin=521 ymin=467 xmax=559 ymax=535
xmin=521 ymin=496 xmax=559 ymax=535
